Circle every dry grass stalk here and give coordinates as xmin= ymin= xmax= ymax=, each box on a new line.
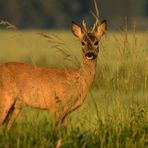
xmin=0 ymin=20 xmax=17 ymax=29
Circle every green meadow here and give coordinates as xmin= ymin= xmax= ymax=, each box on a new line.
xmin=0 ymin=30 xmax=147 ymax=147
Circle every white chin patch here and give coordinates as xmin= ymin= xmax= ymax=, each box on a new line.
xmin=86 ymin=56 xmax=94 ymax=60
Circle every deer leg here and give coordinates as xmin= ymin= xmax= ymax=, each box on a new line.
xmin=54 ymin=112 xmax=64 ymax=129
xmin=6 ymin=108 xmax=21 ymax=130
xmin=60 ymin=103 xmax=82 ymax=127
xmin=6 ymin=100 xmax=23 ymax=130
xmin=0 ymin=92 xmax=15 ymax=126
xmin=54 ymin=102 xmax=77 ymax=129
xmin=61 ymin=115 xmax=69 ymax=128
xmin=54 ymin=111 xmax=69 ymax=129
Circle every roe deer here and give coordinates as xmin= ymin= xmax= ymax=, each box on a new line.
xmin=0 ymin=19 xmax=107 ymax=130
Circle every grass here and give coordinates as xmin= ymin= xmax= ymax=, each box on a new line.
xmin=0 ymin=29 xmax=147 ymax=147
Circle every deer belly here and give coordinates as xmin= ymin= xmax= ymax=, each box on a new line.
xmin=20 ymin=87 xmax=55 ymax=110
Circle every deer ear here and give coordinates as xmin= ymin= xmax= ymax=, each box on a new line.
xmin=95 ymin=20 xmax=107 ymax=38
xmin=71 ymin=21 xmax=84 ymax=39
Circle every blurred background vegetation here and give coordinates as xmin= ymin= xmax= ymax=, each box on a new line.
xmin=0 ymin=0 xmax=148 ymax=30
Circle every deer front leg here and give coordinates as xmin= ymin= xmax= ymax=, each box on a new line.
xmin=53 ymin=97 xmax=80 ymax=130
xmin=54 ymin=111 xmax=69 ymax=130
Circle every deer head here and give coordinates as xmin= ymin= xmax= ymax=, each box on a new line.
xmin=71 ymin=20 xmax=107 ymax=60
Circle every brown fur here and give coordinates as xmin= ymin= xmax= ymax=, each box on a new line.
xmin=0 ymin=20 xmax=107 ymax=129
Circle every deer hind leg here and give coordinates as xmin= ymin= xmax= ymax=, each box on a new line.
xmin=6 ymin=100 xmax=23 ymax=130
xmin=0 ymin=92 xmax=15 ymax=126
xmin=6 ymin=108 xmax=21 ymax=130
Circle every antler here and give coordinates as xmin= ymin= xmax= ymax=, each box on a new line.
xmin=82 ymin=20 xmax=88 ymax=32
xmin=91 ymin=18 xmax=98 ymax=33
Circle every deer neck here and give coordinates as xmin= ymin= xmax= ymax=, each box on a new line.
xmin=79 ymin=54 xmax=97 ymax=88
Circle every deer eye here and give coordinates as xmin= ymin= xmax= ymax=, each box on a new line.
xmin=94 ymin=41 xmax=98 ymax=46
xmin=81 ymin=41 xmax=85 ymax=46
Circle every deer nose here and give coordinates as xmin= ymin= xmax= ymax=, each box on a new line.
xmin=85 ymin=51 xmax=95 ymax=57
